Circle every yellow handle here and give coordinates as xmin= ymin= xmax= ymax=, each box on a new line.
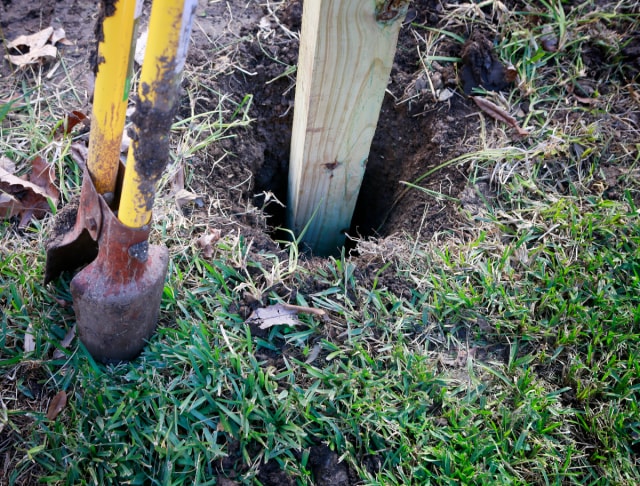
xmin=86 ymin=0 xmax=138 ymax=196
xmin=118 ymin=0 xmax=195 ymax=228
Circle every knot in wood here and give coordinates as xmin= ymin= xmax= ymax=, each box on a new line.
xmin=375 ymin=0 xmax=410 ymax=24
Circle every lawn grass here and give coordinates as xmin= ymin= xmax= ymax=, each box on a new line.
xmin=2 ymin=0 xmax=640 ymax=485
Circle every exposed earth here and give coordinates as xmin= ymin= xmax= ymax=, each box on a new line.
xmin=1 ymin=0 xmax=639 ymax=484
xmin=1 ymin=0 xmax=477 ymax=253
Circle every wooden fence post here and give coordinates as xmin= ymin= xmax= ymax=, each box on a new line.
xmin=287 ymin=0 xmax=409 ymax=255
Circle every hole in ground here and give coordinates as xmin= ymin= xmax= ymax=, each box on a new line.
xmin=253 ymin=94 xmax=470 ymax=255
xmin=189 ymin=0 xmax=472 ymax=256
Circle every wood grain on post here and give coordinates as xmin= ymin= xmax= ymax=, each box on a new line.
xmin=287 ymin=0 xmax=409 ymax=255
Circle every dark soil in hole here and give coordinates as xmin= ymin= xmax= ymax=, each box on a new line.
xmin=187 ymin=0 xmax=477 ymax=255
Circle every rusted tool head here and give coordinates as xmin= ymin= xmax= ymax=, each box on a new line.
xmin=70 ymin=192 xmax=168 ymax=364
xmin=44 ymin=168 xmax=103 ymax=284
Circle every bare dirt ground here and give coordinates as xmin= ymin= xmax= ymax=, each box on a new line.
xmin=2 ymin=0 xmax=639 ymax=484
xmin=1 ymin=0 xmax=472 ymax=250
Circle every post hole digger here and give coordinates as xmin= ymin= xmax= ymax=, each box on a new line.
xmin=45 ymin=0 xmax=197 ymax=363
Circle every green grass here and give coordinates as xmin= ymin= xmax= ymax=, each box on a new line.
xmin=2 ymin=0 xmax=640 ymax=485
xmin=3 ymin=209 xmax=639 ymax=484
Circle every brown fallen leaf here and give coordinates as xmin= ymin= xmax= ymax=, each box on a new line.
xmin=0 ymin=168 xmax=40 ymax=221
xmin=573 ymin=94 xmax=598 ymax=105
xmin=279 ymin=302 xmax=327 ymax=319
xmin=472 ymin=96 xmax=529 ymax=136
xmin=504 ymin=63 xmax=518 ymax=83
xmin=0 ymin=156 xmax=60 ymax=226
xmin=440 ymin=346 xmax=477 ymax=368
xmin=566 ymin=84 xmax=598 ymax=105
xmin=52 ymin=110 xmax=88 ymax=139
xmin=69 ymin=142 xmax=89 ymax=170
xmin=50 ymin=27 xmax=70 ymax=46
xmin=0 ymin=194 xmax=19 ymax=219
xmin=175 ymin=189 xmax=202 ymax=208
xmin=170 ymin=162 xmax=185 ymax=195
xmin=247 ymin=303 xmax=326 ymax=329
xmin=196 ymin=229 xmax=222 ymax=259
xmin=30 ymin=156 xmax=60 ymax=198
xmin=247 ymin=303 xmax=301 ymax=329
xmin=5 ymin=27 xmax=62 ymax=67
xmin=7 ymin=27 xmax=55 ymax=50
xmin=52 ymin=324 xmax=76 ymax=360
xmin=46 ymin=390 xmax=67 ymax=420
xmin=0 ymin=156 xmax=16 ymax=173
xmin=24 ymin=323 xmax=36 ymax=353
xmin=21 ymin=156 xmax=60 ymax=226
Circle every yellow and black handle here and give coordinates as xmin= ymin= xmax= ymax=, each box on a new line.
xmin=119 ymin=0 xmax=197 ymax=228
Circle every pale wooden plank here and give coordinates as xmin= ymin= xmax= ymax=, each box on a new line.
xmin=287 ymin=0 xmax=409 ymax=255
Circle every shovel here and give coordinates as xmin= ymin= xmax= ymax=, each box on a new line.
xmin=45 ymin=0 xmax=140 ymax=284
xmin=70 ymin=0 xmax=197 ymax=363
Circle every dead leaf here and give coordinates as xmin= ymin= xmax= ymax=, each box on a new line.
xmin=305 ymin=343 xmax=322 ymax=364
xmin=20 ymin=156 xmax=60 ymax=226
xmin=278 ymin=302 xmax=327 ymax=319
xmin=0 ymin=194 xmax=19 ymax=219
xmin=24 ymin=323 xmax=36 ymax=353
xmin=46 ymin=390 xmax=67 ymax=420
xmin=566 ymin=84 xmax=598 ymax=105
xmin=52 ymin=110 xmax=88 ymax=139
xmin=52 ymin=324 xmax=76 ymax=360
xmin=70 ymin=142 xmax=88 ymax=170
xmin=440 ymin=347 xmax=477 ymax=368
xmin=5 ymin=27 xmax=60 ymax=66
xmin=247 ymin=303 xmax=302 ymax=329
xmin=7 ymin=27 xmax=54 ymax=50
xmin=572 ymin=94 xmax=598 ymax=105
xmin=196 ymin=229 xmax=222 ymax=259
xmin=504 ymin=63 xmax=518 ymax=83
xmin=247 ymin=303 xmax=325 ymax=329
xmin=472 ymin=96 xmax=529 ymax=136
xmin=0 ymin=168 xmax=38 ymax=220
xmin=120 ymin=130 xmax=132 ymax=153
xmin=170 ymin=163 xmax=185 ymax=195
xmin=30 ymin=156 xmax=60 ymax=199
xmin=437 ymin=88 xmax=455 ymax=102
xmin=0 ymin=157 xmax=16 ymax=174
xmin=0 ymin=156 xmax=60 ymax=226
xmin=134 ymin=29 xmax=148 ymax=66
xmin=50 ymin=27 xmax=70 ymax=46
xmin=174 ymin=188 xmax=204 ymax=209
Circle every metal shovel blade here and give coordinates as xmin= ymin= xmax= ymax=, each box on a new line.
xmin=44 ymin=168 xmax=102 ymax=284
xmin=70 ymin=194 xmax=169 ymax=364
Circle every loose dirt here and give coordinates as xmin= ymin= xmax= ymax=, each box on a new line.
xmin=185 ymin=0 xmax=471 ymax=249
